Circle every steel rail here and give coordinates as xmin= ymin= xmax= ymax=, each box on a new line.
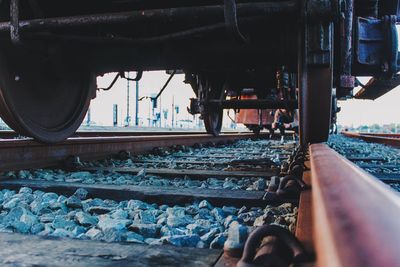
xmin=0 ymin=132 xmax=265 ymax=172
xmin=342 ymin=131 xmax=400 ymax=148
xmin=358 ymin=133 xmax=400 ymax=138
xmin=310 ymin=144 xmax=400 ymax=267
xmin=0 ymin=130 xmax=232 ymax=139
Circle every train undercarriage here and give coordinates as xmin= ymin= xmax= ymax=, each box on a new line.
xmin=0 ymin=0 xmax=398 ymax=144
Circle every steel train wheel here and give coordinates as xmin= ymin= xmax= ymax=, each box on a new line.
xmin=204 ymin=108 xmax=223 ymax=136
xmin=299 ymin=68 xmax=333 ymax=144
xmin=0 ymin=42 xmax=95 ymax=143
xmin=298 ymin=24 xmax=333 ymax=145
xmin=201 ymin=76 xmax=226 ymax=136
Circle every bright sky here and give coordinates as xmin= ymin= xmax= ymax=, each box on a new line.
xmin=92 ymin=71 xmax=199 ymax=128
xmin=338 ymin=87 xmax=400 ymax=127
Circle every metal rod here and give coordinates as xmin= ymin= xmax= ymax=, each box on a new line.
xmin=206 ymin=99 xmax=298 ymax=109
xmin=154 ymin=71 xmax=176 ymax=100
xmin=0 ymin=1 xmax=297 ymax=33
xmin=98 ymin=73 xmax=121 ymax=91
xmin=224 ymin=0 xmax=247 ymax=43
xmin=23 ymin=17 xmax=263 ymax=45
xmin=126 ymin=72 xmax=131 ymax=126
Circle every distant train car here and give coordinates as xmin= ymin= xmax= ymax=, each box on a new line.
xmin=235 ymin=95 xmax=274 ymax=134
xmin=0 ymin=0 xmax=398 ymax=144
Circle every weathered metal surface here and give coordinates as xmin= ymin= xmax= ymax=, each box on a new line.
xmin=0 ymin=133 xmax=265 ymax=172
xmin=0 ymin=2 xmax=298 ymax=33
xmin=342 ymin=131 xmax=400 ymax=148
xmin=310 ymin=144 xmax=400 ymax=267
xmin=337 ymin=0 xmax=354 ymax=97
xmin=0 ymin=40 xmax=95 ymax=143
xmin=0 ymin=231 xmax=221 ymax=267
xmin=235 ymin=95 xmax=274 ymax=126
xmin=299 ymin=67 xmax=333 ymax=145
xmin=0 ymin=179 xmax=267 ymax=207
xmin=237 ymin=225 xmax=310 ymax=267
xmin=298 ymin=7 xmax=334 ymax=144
xmin=295 ymin=170 xmax=315 ymax=267
xmin=353 ymin=15 xmax=398 ymax=76
xmin=354 ymin=75 xmax=400 ymax=100
xmin=207 ymin=99 xmax=298 ymax=109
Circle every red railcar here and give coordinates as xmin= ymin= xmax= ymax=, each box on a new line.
xmin=235 ymin=95 xmax=274 ymax=134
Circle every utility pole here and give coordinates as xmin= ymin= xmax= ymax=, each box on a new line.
xmin=135 ymin=80 xmax=139 ymax=126
xmin=113 ymin=104 xmax=118 ymax=126
xmin=159 ymin=96 xmax=162 ymax=128
xmin=163 ymin=109 xmax=168 ymax=128
xmin=150 ymin=94 xmax=157 ymax=127
xmin=125 ymin=72 xmax=130 ymax=126
xmin=171 ymin=96 xmax=175 ymax=128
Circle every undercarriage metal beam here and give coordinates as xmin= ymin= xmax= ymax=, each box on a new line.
xmin=0 ymin=1 xmax=297 ymax=33
xmin=354 ymin=74 xmax=400 ymax=100
xmin=206 ymin=99 xmax=298 ymax=109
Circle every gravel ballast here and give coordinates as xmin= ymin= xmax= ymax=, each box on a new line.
xmin=5 ymin=139 xmax=295 ymax=191
xmin=0 ymin=187 xmax=297 ymax=248
xmin=329 ymin=134 xmax=400 ymax=192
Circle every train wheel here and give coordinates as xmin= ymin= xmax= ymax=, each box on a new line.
xmin=0 ymin=42 xmax=95 ymax=143
xmin=204 ymin=108 xmax=223 ymax=136
xmin=200 ymin=75 xmax=226 ymax=136
xmin=298 ymin=23 xmax=333 ymax=145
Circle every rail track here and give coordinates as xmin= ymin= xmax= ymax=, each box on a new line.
xmin=342 ymin=131 xmax=400 ymax=148
xmin=0 ymin=131 xmax=399 ymax=266
xmin=0 ymin=129 xmax=244 ymax=139
xmin=0 ymin=131 xmax=270 ymax=172
xmin=303 ymin=143 xmax=400 ymax=267
xmin=332 ymin=133 xmax=400 ymax=183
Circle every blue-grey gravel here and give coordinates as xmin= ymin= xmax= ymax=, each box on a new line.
xmin=0 ymin=187 xmax=297 ymax=248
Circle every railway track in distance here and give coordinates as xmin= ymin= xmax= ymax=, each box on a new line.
xmin=0 ymin=132 xmax=267 ymax=172
xmin=342 ymin=131 xmax=400 ymax=148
